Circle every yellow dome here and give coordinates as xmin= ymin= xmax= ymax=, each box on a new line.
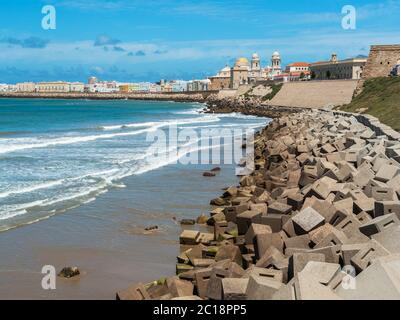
xmin=235 ymin=57 xmax=250 ymax=67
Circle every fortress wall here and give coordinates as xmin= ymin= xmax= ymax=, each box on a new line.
xmin=363 ymin=45 xmax=400 ymax=78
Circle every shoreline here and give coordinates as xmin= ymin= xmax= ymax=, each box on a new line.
xmin=117 ymin=99 xmax=400 ymax=300
xmin=0 ymin=91 xmax=215 ymax=103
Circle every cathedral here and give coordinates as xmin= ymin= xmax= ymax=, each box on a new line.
xmin=209 ymin=52 xmax=282 ymax=90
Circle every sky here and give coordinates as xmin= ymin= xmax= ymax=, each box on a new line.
xmin=0 ymin=0 xmax=400 ymax=83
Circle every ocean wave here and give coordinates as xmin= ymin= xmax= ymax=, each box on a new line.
xmin=99 ymin=115 xmax=219 ymax=131
xmin=0 ymin=180 xmax=65 ymax=199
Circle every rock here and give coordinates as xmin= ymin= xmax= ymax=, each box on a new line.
xmin=203 ymin=171 xmax=216 ymax=177
xmin=180 ymin=219 xmax=196 ymax=225
xmin=58 ymin=267 xmax=80 ymax=279
xmin=145 ymin=225 xmax=158 ymax=231
xmin=211 ymin=167 xmax=221 ymax=172
xmin=196 ymin=214 xmax=208 ymax=224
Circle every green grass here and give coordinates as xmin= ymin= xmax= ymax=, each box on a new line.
xmin=262 ymin=83 xmax=283 ymax=102
xmin=340 ymin=77 xmax=400 ymax=131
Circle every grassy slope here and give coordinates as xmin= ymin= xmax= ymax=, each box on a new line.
xmin=340 ymin=77 xmax=400 ymax=131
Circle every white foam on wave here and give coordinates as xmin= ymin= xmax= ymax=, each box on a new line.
xmin=0 ymin=115 xmax=221 ymax=155
xmin=100 ymin=115 xmax=218 ymax=131
xmin=0 ymin=180 xmax=65 ymax=199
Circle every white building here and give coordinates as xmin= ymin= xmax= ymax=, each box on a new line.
xmin=69 ymin=82 xmax=85 ymax=93
xmin=37 ymin=81 xmax=70 ymax=93
xmin=16 ymin=82 xmax=36 ymax=92
xmin=0 ymin=84 xmax=10 ymax=92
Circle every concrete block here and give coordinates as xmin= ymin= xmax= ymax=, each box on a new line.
xmin=301 ymin=261 xmax=341 ymax=285
xmin=244 ymin=223 xmax=272 ymax=245
xmin=350 ymin=239 xmax=390 ymax=272
xmin=284 ymin=234 xmax=311 ymax=250
xmin=287 ymin=193 xmax=304 ymax=211
xmin=371 ymin=187 xmax=397 ymax=201
xmin=292 ymin=272 xmax=342 ymax=300
xmin=309 ymin=224 xmax=338 ymax=246
xmin=254 ymin=232 xmax=284 ymax=259
xmin=194 ymin=268 xmax=212 ymax=299
xmin=215 ymin=244 xmax=242 ymax=266
xmin=206 ymin=263 xmax=245 ymax=300
xmin=197 ymin=232 xmax=214 ymax=245
xmin=179 ymin=230 xmax=200 ymax=245
xmin=359 ymin=213 xmax=400 ymax=237
xmin=116 ymin=283 xmax=150 ymax=300
xmin=268 ymin=201 xmax=292 ymax=215
xmin=260 ymin=214 xmax=282 ymax=232
xmin=224 ymin=204 xmax=248 ymax=223
xmin=221 ymin=278 xmax=249 ymax=300
xmin=387 ymin=175 xmax=400 ymax=197
xmin=292 ymin=207 xmax=325 ymax=235
xmin=374 ymin=200 xmax=400 ymax=219
xmin=242 ymin=266 xmax=283 ymax=283
xmin=375 ymin=164 xmax=400 ymax=182
xmin=167 ymin=277 xmax=194 ymax=298
xmin=288 ymin=252 xmax=325 ymax=280
xmin=372 ymin=225 xmax=400 ymax=254
xmin=337 ymin=254 xmax=400 ymax=300
xmin=314 ymin=229 xmax=349 ymax=249
xmin=246 ymin=275 xmax=282 ymax=300
xmin=236 ymin=210 xmax=262 ymax=234
xmin=341 ymin=243 xmax=368 ymax=266
xmin=186 ymin=244 xmax=207 ymax=265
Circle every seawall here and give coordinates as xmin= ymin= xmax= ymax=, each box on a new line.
xmin=116 ymin=97 xmax=400 ymax=300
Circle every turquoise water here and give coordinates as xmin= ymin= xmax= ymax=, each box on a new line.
xmin=0 ymin=99 xmax=268 ymax=232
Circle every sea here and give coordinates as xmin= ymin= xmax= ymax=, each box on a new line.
xmin=0 ymin=98 xmax=270 ymax=299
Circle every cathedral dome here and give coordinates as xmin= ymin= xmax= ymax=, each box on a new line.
xmin=235 ymin=57 xmax=250 ymax=67
xmin=272 ymin=51 xmax=280 ymax=58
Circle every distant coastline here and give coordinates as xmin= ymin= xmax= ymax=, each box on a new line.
xmin=0 ymin=91 xmax=216 ymax=102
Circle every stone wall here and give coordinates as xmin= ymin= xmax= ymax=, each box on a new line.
xmin=362 ymin=45 xmax=400 ymax=79
xmin=267 ymin=80 xmax=358 ymax=109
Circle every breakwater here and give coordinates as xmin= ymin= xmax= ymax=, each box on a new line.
xmin=116 ymin=100 xmax=400 ymax=300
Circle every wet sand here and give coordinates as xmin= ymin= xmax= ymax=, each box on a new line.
xmin=0 ymin=162 xmax=239 ymax=299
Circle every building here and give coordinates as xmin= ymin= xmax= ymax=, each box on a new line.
xmin=285 ymin=62 xmax=311 ymax=81
xmin=16 ymin=82 xmax=36 ymax=92
xmin=310 ymin=53 xmax=367 ymax=80
xmin=36 ymin=81 xmax=70 ymax=93
xmin=228 ymin=52 xmax=283 ymax=89
xmin=87 ymin=81 xmax=119 ymax=93
xmin=230 ymin=57 xmax=251 ymax=89
xmin=271 ymin=51 xmax=282 ymax=77
xmin=209 ymin=66 xmax=231 ymax=90
xmin=170 ymin=80 xmax=188 ymax=92
xmin=88 ymin=77 xmax=98 ymax=85
xmin=187 ymin=79 xmax=210 ymax=91
xmin=363 ymin=45 xmax=400 ymax=79
xmin=0 ymin=84 xmax=9 ymax=92
xmin=69 ymin=82 xmax=85 ymax=92
xmin=248 ymin=53 xmax=262 ymax=83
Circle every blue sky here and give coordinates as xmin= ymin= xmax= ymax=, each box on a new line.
xmin=0 ymin=0 xmax=400 ymax=83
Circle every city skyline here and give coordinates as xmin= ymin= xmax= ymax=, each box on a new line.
xmin=1 ymin=0 xmax=400 ymax=83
